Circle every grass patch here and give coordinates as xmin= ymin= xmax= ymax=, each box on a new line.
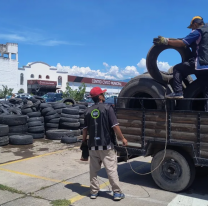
xmin=0 ymin=184 xmax=25 ymax=194
xmin=51 ymin=199 xmax=71 ymax=206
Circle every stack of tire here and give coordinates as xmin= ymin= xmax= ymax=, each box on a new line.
xmin=40 ymin=103 xmax=60 ymax=131
xmin=52 ymin=103 xmax=66 ymax=116
xmin=0 ymin=115 xmax=33 ymax=145
xmin=77 ymin=104 xmax=87 ymax=130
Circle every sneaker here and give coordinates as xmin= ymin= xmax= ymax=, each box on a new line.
xmin=113 ymin=193 xmax=125 ymax=201
xmin=90 ymin=192 xmax=99 ymax=199
xmin=165 ymin=92 xmax=183 ymax=99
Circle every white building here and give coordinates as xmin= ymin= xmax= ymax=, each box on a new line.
xmin=0 ymin=43 xmax=127 ymax=96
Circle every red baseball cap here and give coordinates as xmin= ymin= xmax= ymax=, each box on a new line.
xmin=89 ymin=87 xmax=107 ymax=97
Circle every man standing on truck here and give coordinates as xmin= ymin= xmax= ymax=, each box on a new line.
xmin=154 ymin=16 xmax=208 ymax=105
xmin=82 ymin=87 xmax=128 ymax=201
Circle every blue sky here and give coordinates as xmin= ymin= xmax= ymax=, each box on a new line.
xmin=1 ymin=0 xmax=207 ymax=80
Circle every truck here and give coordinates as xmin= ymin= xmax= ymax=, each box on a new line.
xmin=114 ymin=97 xmax=208 ymax=192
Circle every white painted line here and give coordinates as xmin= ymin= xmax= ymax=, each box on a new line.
xmin=168 ymin=194 xmax=208 ymax=206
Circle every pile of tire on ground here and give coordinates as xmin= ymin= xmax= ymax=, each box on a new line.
xmin=0 ymin=98 xmax=23 ymax=115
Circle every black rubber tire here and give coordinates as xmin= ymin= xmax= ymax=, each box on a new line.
xmin=80 ymin=119 xmax=84 ymax=125
xmin=27 ymin=132 xmax=45 ymax=139
xmin=80 ymin=114 xmax=85 ymax=118
xmin=61 ymin=113 xmax=80 ymax=119
xmin=46 ymin=129 xmax=74 ymax=140
xmin=0 ymin=124 xmax=9 ymax=137
xmin=146 ymin=44 xmax=192 ymax=85
xmin=46 ymin=123 xmax=59 ymax=128
xmin=62 ymin=98 xmax=76 ymax=105
xmin=118 ymin=74 xmax=173 ymax=109
xmin=9 ymin=108 xmax=22 ymax=115
xmin=178 ymin=80 xmax=204 ymax=111
xmin=45 ymin=110 xmax=57 ymax=116
xmin=27 ymin=117 xmax=44 ymax=123
xmin=54 ymin=109 xmax=63 ymax=114
xmin=60 ymin=117 xmax=79 ymax=123
xmin=76 ymin=104 xmax=87 ymax=109
xmin=0 ymin=115 xmax=27 ymax=126
xmin=60 ymin=122 xmax=80 ymax=128
xmin=9 ymin=124 xmax=28 ymax=133
xmin=151 ymin=149 xmax=195 ymax=192
xmin=27 ymin=112 xmax=41 ymax=118
xmin=44 ymin=113 xmax=60 ymax=121
xmin=41 ymin=107 xmax=54 ymax=115
xmin=72 ymin=129 xmax=81 ymax=136
xmin=0 ymin=136 xmax=9 ymax=146
xmin=40 ymin=103 xmax=52 ymax=108
xmin=79 ymin=109 xmax=86 ymax=114
xmin=9 ymin=135 xmax=33 ymax=145
xmin=22 ymin=108 xmax=33 ymax=114
xmin=61 ymin=136 xmax=78 ymax=144
xmin=62 ymin=108 xmax=79 ymax=115
xmin=47 ymin=118 xmax=60 ymax=123
xmin=28 ymin=121 xmax=43 ymax=127
xmin=195 ymin=167 xmax=208 ymax=177
xmin=28 ymin=126 xmax=44 ymax=133
xmin=72 ymin=106 xmax=79 ymax=110
xmin=52 ymin=103 xmax=66 ymax=109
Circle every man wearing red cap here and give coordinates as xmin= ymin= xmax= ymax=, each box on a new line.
xmin=82 ymin=87 xmax=128 ymax=201
xmin=154 ymin=16 xmax=208 ymax=108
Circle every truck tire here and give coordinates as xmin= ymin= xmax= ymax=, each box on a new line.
xmin=9 ymin=135 xmax=33 ymax=145
xmin=61 ymin=136 xmax=77 ymax=144
xmin=61 ymin=113 xmax=80 ymax=119
xmin=151 ymin=149 xmax=195 ymax=192
xmin=0 ymin=136 xmax=9 ymax=146
xmin=41 ymin=107 xmax=54 ymax=115
xmin=22 ymin=108 xmax=33 ymax=114
xmin=27 ymin=132 xmax=45 ymax=139
xmin=9 ymin=124 xmax=28 ymax=133
xmin=44 ymin=110 xmax=57 ymax=116
xmin=52 ymin=103 xmax=66 ymax=109
xmin=27 ymin=112 xmax=41 ymax=118
xmin=28 ymin=126 xmax=44 ymax=133
xmin=27 ymin=117 xmax=44 ymax=123
xmin=44 ymin=114 xmax=60 ymax=121
xmin=0 ymin=124 xmax=9 ymax=137
xmin=61 ymin=98 xmax=76 ymax=105
xmin=60 ymin=122 xmax=80 ymax=128
xmin=0 ymin=115 xmax=27 ymax=126
xmin=146 ymin=44 xmax=192 ymax=85
xmin=46 ymin=129 xmax=74 ymax=140
xmin=46 ymin=123 xmax=59 ymax=128
xmin=40 ymin=103 xmax=52 ymax=108
xmin=118 ymin=74 xmax=173 ymax=110
xmin=60 ymin=117 xmax=79 ymax=123
xmin=28 ymin=121 xmax=43 ymax=127
xmin=47 ymin=118 xmax=60 ymax=123
xmin=62 ymin=108 xmax=79 ymax=115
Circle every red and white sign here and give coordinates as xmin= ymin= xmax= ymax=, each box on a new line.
xmin=27 ymin=80 xmax=57 ymax=86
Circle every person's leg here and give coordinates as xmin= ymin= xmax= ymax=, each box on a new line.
xmin=89 ymin=150 xmax=102 ymax=196
xmin=100 ymin=150 xmax=122 ymax=194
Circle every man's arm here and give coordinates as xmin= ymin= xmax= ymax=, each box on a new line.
xmin=168 ymin=39 xmax=186 ymax=47
xmin=82 ymin=128 xmax=88 ymax=142
xmin=113 ymin=125 xmax=128 ymax=146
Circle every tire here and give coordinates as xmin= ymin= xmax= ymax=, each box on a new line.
xmin=60 ymin=117 xmax=79 ymax=123
xmin=9 ymin=135 xmax=33 ymax=145
xmin=61 ymin=113 xmax=80 ymax=119
xmin=44 ymin=114 xmax=60 ymax=121
xmin=46 ymin=123 xmax=59 ymax=128
xmin=60 ymin=122 xmax=80 ymax=128
xmin=178 ymin=80 xmax=204 ymax=111
xmin=80 ymin=114 xmax=85 ymax=118
xmin=72 ymin=129 xmax=81 ymax=136
xmin=55 ymin=109 xmax=63 ymax=114
xmin=62 ymin=98 xmax=76 ymax=105
xmin=45 ymin=110 xmax=57 ymax=116
xmin=27 ymin=117 xmax=44 ymax=123
xmin=46 ymin=129 xmax=74 ymax=140
xmin=146 ymin=44 xmax=192 ymax=85
xmin=41 ymin=107 xmax=54 ymax=115
xmin=76 ymin=104 xmax=87 ymax=109
xmin=0 ymin=115 xmax=27 ymax=126
xmin=28 ymin=126 xmax=44 ymax=133
xmin=79 ymin=109 xmax=86 ymax=114
xmin=118 ymin=74 xmax=173 ymax=109
xmin=40 ymin=103 xmax=52 ymax=108
xmin=72 ymin=106 xmax=80 ymax=110
xmin=0 ymin=124 xmax=9 ymax=137
xmin=27 ymin=132 xmax=44 ymax=139
xmin=0 ymin=136 xmax=9 ymax=146
xmin=61 ymin=136 xmax=78 ymax=144
xmin=28 ymin=121 xmax=43 ymax=127
xmin=195 ymin=167 xmax=208 ymax=177
xmin=9 ymin=124 xmax=28 ymax=133
xmin=52 ymin=103 xmax=66 ymax=109
xmin=27 ymin=112 xmax=41 ymax=118
xmin=62 ymin=108 xmax=79 ymax=115
xmin=151 ymin=149 xmax=195 ymax=192
xmin=47 ymin=118 xmax=60 ymax=123
xmin=22 ymin=108 xmax=33 ymax=114
xmin=80 ymin=119 xmax=84 ymax=124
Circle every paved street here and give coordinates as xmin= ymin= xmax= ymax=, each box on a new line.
xmin=0 ymin=139 xmax=208 ymax=206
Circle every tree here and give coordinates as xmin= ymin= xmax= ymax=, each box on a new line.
xmin=18 ymin=88 xmax=24 ymax=93
xmin=1 ymin=85 xmax=14 ymax=100
xmin=63 ymin=83 xmax=86 ymax=101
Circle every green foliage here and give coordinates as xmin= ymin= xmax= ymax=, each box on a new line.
xmin=63 ymin=83 xmax=86 ymax=101
xmin=0 ymin=85 xmax=14 ymax=100
xmin=51 ymin=199 xmax=71 ymax=206
xmin=0 ymin=184 xmax=25 ymax=194
xmin=18 ymin=88 xmax=24 ymax=93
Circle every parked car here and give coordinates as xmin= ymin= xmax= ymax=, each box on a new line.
xmin=42 ymin=93 xmax=63 ymax=102
xmin=15 ymin=93 xmax=32 ymax=100
xmin=104 ymin=96 xmax=116 ymax=107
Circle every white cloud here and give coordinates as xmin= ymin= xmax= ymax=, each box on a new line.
xmin=121 ymin=66 xmax=139 ymax=76
xmin=103 ymin=62 xmax=109 ymax=67
xmin=137 ymin=58 xmax=171 ymax=72
xmin=0 ymin=34 xmax=27 ymax=41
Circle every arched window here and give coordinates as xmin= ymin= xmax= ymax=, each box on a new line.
xmin=46 ymin=75 xmax=50 ymax=79
xmin=20 ymin=73 xmax=24 ymax=85
xmin=58 ymin=76 xmax=62 ymax=86
xmin=39 ymin=75 xmax=42 ymax=79
xmin=30 ymin=74 xmax=34 ymax=78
